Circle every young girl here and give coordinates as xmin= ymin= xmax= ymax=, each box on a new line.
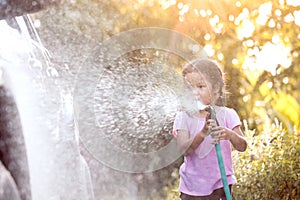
xmin=173 ymin=58 xmax=247 ymax=200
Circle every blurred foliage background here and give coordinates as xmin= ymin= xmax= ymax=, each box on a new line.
xmin=31 ymin=0 xmax=300 ymax=199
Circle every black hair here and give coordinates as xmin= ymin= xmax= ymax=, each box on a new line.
xmin=182 ymin=58 xmax=226 ymax=106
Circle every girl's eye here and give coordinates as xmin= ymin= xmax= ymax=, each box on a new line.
xmin=197 ymin=84 xmax=205 ymax=88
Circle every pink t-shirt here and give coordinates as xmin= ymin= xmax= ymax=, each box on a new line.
xmin=173 ymin=107 xmax=241 ymax=196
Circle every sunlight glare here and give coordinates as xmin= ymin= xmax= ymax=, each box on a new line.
xmin=284 ymin=13 xmax=294 ymax=23
xmin=279 ymin=0 xmax=284 ymax=6
xmin=214 ymin=23 xmax=223 ymax=34
xmin=255 ymin=42 xmax=291 ymax=75
xmin=209 ymin=15 xmax=219 ymax=27
xmin=247 ymin=48 xmax=255 ymax=56
xmin=229 ymin=14 xmax=235 ymax=21
xmin=283 ymin=77 xmax=289 ymax=84
xmin=237 ymin=19 xmax=255 ymax=40
xmin=275 ymin=9 xmax=282 ymax=17
xmin=179 ymin=3 xmax=189 ymax=15
xmin=194 ymin=9 xmax=199 ymax=16
xmin=200 ymin=9 xmax=206 ymax=17
xmin=268 ymin=19 xmax=276 ymax=28
xmin=217 ymin=53 xmax=224 ymax=61
xmin=190 ymin=44 xmax=200 ymax=53
xmin=255 ymin=101 xmax=264 ymax=107
xmin=204 ymin=33 xmax=211 ymax=40
xmin=287 ymin=0 xmax=300 ymax=7
xmin=235 ymin=8 xmax=249 ymax=25
xmin=246 ymin=39 xmax=254 ymax=47
xmin=257 ymin=2 xmax=272 ymax=25
xmin=179 ymin=15 xmax=184 ymax=22
xmin=206 ymin=9 xmax=212 ymax=16
xmin=232 ymin=58 xmax=238 ymax=65
xmin=239 ymin=88 xmax=245 ymax=95
xmin=242 ymin=56 xmax=256 ymax=71
xmin=178 ymin=2 xmax=183 ymax=9
xmin=267 ymin=82 xmax=273 ymax=88
xmin=293 ymin=10 xmax=300 ymax=26
xmin=182 ymin=4 xmax=189 ymax=13
xmin=203 ymin=44 xmax=214 ymax=56
xmin=243 ymin=95 xmax=250 ymax=102
xmin=272 ymin=35 xmax=280 ymax=44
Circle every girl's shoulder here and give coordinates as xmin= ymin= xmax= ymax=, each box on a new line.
xmin=219 ymin=106 xmax=239 ymax=116
xmin=218 ymin=106 xmax=241 ymax=128
xmin=175 ymin=110 xmax=194 ymax=119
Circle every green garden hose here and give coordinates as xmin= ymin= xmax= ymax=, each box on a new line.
xmin=208 ymin=106 xmax=232 ymax=200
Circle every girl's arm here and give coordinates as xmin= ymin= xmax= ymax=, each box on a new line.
xmin=176 ymin=129 xmax=206 ymax=156
xmin=219 ymin=125 xmax=247 ymax=152
xmin=176 ymin=119 xmax=213 ymax=156
xmin=228 ymin=125 xmax=247 ymax=152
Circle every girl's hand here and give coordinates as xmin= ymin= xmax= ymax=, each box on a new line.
xmin=210 ymin=126 xmax=232 ymax=143
xmin=200 ymin=119 xmax=217 ymax=138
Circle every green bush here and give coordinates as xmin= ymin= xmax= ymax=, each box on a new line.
xmin=156 ymin=169 xmax=180 ymax=200
xmin=232 ymin=119 xmax=300 ymax=200
xmin=162 ymin=118 xmax=300 ymax=200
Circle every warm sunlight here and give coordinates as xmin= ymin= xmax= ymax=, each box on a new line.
xmin=286 ymin=0 xmax=300 ymax=7
xmin=243 ymin=42 xmax=291 ymax=76
xmin=257 ymin=2 xmax=272 ymax=25
xmin=159 ymin=0 xmax=176 ymax=9
xmin=1 ymin=1 xmax=299 ymax=200
xmin=237 ymin=19 xmax=255 ymax=40
xmin=255 ymin=42 xmax=291 ymax=75
xmin=294 ymin=10 xmax=300 ymax=26
xmin=203 ymin=44 xmax=215 ymax=56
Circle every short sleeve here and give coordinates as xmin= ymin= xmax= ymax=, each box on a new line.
xmin=172 ymin=111 xmax=189 ymax=137
xmin=226 ymin=108 xmax=242 ymax=130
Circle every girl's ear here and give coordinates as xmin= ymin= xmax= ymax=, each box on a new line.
xmin=209 ymin=84 xmax=221 ymax=104
xmin=215 ymin=88 xmax=226 ymax=106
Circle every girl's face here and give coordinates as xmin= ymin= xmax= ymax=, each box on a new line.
xmin=185 ymin=71 xmax=218 ymax=105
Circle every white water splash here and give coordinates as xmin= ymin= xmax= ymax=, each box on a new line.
xmin=0 ymin=17 xmax=94 ymax=200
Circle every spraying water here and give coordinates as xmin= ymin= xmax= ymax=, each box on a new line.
xmin=0 ymin=16 xmax=94 ymax=200
xmin=1 ymin=13 xmax=209 ymax=199
xmin=93 ymin=50 xmax=180 ymax=153
xmin=65 ymin=27 xmax=208 ymax=199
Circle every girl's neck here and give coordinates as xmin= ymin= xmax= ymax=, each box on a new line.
xmin=213 ymin=105 xmax=221 ymax=111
